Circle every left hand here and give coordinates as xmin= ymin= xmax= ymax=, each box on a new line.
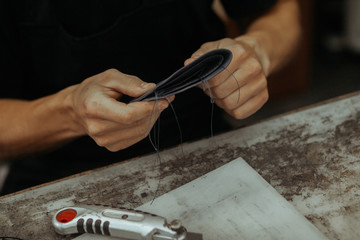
xmin=185 ymin=38 xmax=269 ymax=119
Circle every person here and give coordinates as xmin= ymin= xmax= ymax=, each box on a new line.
xmin=0 ymin=0 xmax=300 ymax=194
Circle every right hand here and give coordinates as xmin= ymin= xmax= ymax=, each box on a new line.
xmin=70 ymin=69 xmax=173 ymax=152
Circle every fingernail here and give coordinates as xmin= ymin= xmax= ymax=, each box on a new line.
xmin=140 ymin=82 xmax=155 ymax=89
xmin=140 ymin=82 xmax=149 ymax=89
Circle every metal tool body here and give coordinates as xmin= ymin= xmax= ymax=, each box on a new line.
xmin=52 ymin=204 xmax=195 ymax=240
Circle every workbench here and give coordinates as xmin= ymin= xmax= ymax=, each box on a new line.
xmin=1 ymin=92 xmax=360 ymax=240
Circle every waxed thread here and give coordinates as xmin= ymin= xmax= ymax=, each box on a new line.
xmin=166 ymin=98 xmax=185 ymax=164
xmin=201 ymin=80 xmax=215 ymax=138
xmin=151 ymin=116 xmax=162 ymax=204
xmin=147 ymin=96 xmax=158 ymax=151
xmin=148 ymin=66 xmax=240 ymax=201
xmin=201 ymin=80 xmax=217 ymax=170
xmin=168 ymin=98 xmax=202 ymax=177
xmin=149 ymin=93 xmax=163 ymax=204
xmin=221 ymin=66 xmax=241 ymax=104
xmin=202 ymin=66 xmax=240 ymax=168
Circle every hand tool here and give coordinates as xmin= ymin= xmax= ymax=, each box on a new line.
xmin=53 ymin=204 xmax=203 ymax=240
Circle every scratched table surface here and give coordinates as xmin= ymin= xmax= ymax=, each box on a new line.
xmin=1 ymin=92 xmax=360 ymax=240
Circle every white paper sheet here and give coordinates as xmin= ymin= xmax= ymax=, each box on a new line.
xmin=75 ymin=158 xmax=328 ymax=240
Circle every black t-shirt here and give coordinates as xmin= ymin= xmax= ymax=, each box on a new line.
xmin=0 ymin=0 xmax=276 ymax=194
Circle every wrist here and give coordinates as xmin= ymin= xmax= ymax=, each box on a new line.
xmin=50 ymin=85 xmax=86 ymax=138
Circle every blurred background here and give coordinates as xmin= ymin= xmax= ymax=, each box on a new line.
xmin=227 ymin=0 xmax=360 ymax=127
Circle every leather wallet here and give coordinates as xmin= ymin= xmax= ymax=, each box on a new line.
xmin=131 ymin=48 xmax=232 ymax=102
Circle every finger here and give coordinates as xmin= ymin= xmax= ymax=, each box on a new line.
xmin=93 ymin=127 xmax=149 ymax=151
xmin=126 ymin=95 xmax=175 ymax=121
xmin=85 ymin=94 xmax=169 ymax=125
xmin=184 ymin=41 xmax=219 ymax=65
xmin=105 ymin=133 xmax=148 ymax=152
xmin=106 ymin=117 xmax=160 ymax=151
xmin=85 ymin=111 xmax=156 ymax=138
xmin=117 ymin=97 xmax=169 ymax=140
xmin=186 ymin=38 xmax=244 ymax=66
xmin=99 ymin=69 xmax=156 ymax=97
xmin=214 ymin=74 xmax=267 ymax=111
xmin=198 ymin=67 xmax=243 ymax=96
xmin=195 ymin=62 xmax=240 ymax=92
xmin=204 ymin=75 xmax=242 ymax=100
xmin=99 ymin=110 xmax=162 ymax=151
xmin=203 ymin=65 xmax=263 ymax=99
xmin=207 ymin=55 xmax=262 ymax=87
xmin=195 ymin=52 xmax=248 ymax=91
xmin=227 ymin=89 xmax=269 ymax=120
xmin=117 ymin=98 xmax=170 ymax=124
xmin=184 ymin=58 xmax=195 ymax=66
xmin=105 ymin=135 xmax=144 ymax=152
xmin=192 ymin=42 xmax=216 ymax=58
xmin=84 ymin=118 xmax=123 ymax=137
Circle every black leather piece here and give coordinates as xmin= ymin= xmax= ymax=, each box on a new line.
xmin=132 ymin=48 xmax=232 ymax=102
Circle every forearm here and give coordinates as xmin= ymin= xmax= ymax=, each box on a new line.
xmin=235 ymin=0 xmax=301 ymax=76
xmin=0 ymin=86 xmax=83 ymax=162
xmin=0 ymin=69 xmax=171 ymax=161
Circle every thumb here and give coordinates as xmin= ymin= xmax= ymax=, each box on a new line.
xmin=184 ymin=46 xmax=210 ymax=66
xmin=184 ymin=58 xmax=195 ymax=66
xmin=100 ymin=69 xmax=156 ymax=97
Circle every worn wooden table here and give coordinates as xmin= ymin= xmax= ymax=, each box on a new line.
xmin=1 ymin=92 xmax=360 ymax=240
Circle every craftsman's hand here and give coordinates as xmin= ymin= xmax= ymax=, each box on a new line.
xmin=185 ymin=37 xmax=269 ymax=119
xmin=71 ymin=69 xmax=174 ymax=151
